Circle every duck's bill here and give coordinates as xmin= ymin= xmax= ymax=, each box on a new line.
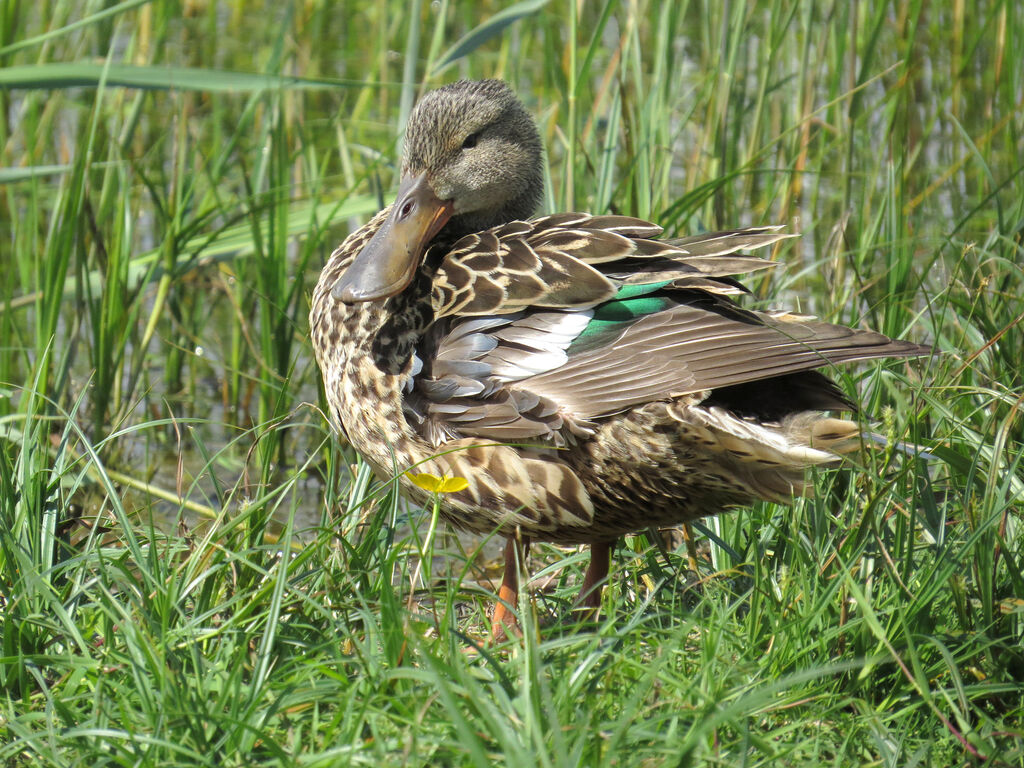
xmin=332 ymin=172 xmax=453 ymax=303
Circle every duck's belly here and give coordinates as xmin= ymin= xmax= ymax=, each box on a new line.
xmin=424 ymin=401 xmax=814 ymax=545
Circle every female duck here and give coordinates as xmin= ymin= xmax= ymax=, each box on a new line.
xmin=310 ymin=79 xmax=925 ymax=638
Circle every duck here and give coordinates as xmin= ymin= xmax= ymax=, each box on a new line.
xmin=309 ymin=79 xmax=927 ymax=639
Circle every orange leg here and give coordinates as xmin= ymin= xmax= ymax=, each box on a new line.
xmin=491 ymin=535 xmax=528 ymax=642
xmin=576 ymin=540 xmax=613 ymax=613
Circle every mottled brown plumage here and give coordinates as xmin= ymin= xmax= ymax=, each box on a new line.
xmin=310 ymin=80 xmax=927 ymax=637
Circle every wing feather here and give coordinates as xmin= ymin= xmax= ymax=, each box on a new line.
xmin=523 ymin=303 xmax=924 ymax=419
xmin=407 ymin=216 xmax=925 ymax=444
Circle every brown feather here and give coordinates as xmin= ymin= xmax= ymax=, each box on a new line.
xmin=310 ymin=79 xmax=930 ymax=558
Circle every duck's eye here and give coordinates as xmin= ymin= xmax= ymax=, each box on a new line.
xmin=461 ymin=132 xmax=480 ymax=150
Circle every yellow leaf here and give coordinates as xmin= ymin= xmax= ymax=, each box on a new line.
xmin=407 ymin=472 xmax=469 ymax=494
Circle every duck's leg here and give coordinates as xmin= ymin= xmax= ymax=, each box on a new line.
xmin=491 ymin=535 xmax=529 ymax=642
xmin=575 ymin=540 xmax=613 ymax=613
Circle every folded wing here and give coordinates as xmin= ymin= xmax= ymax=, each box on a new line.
xmin=407 ymin=216 xmax=925 ymax=446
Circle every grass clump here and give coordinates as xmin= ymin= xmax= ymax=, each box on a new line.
xmin=1 ymin=0 xmax=1022 ymax=765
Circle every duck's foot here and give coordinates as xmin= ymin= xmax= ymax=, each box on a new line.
xmin=490 ymin=535 xmax=529 ymax=643
xmin=491 ymin=539 xmax=615 ymax=640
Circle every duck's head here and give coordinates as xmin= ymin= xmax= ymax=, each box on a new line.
xmin=332 ymin=79 xmax=543 ymax=303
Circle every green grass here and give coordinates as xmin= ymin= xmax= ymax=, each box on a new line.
xmin=1 ymin=0 xmax=1022 ymax=765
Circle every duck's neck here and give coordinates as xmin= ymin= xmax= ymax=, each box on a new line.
xmin=310 ymin=232 xmax=436 ymax=475
xmin=444 ymin=189 xmax=539 ymax=239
